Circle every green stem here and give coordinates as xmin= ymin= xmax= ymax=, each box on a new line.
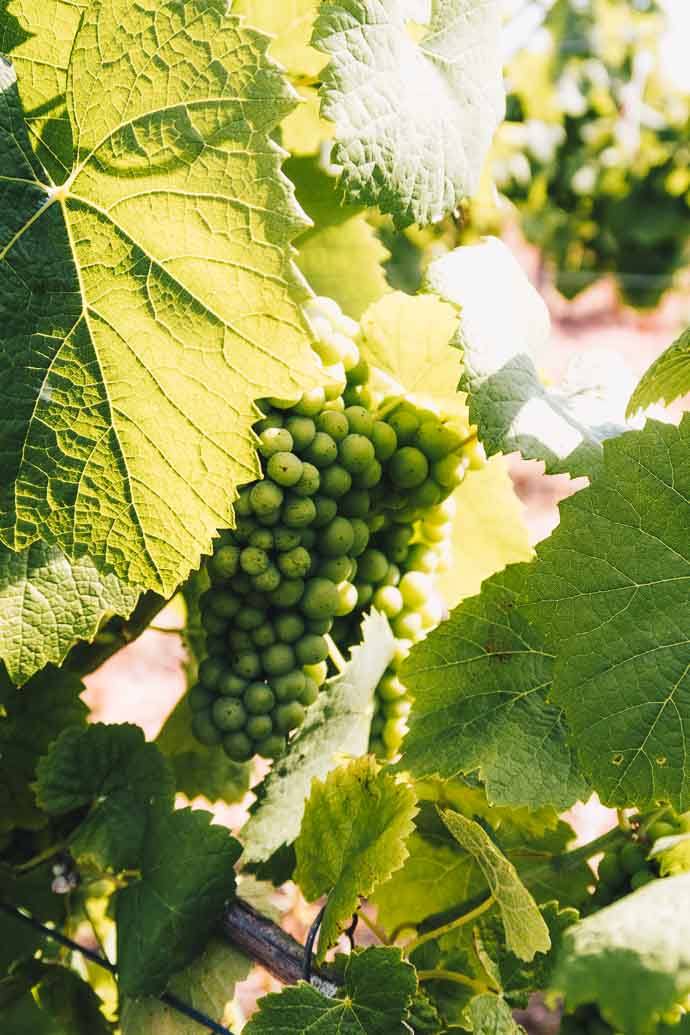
xmin=14 ymin=842 xmax=67 ymax=874
xmin=374 ymin=395 xmax=405 ymax=421
xmin=417 ymin=969 xmax=488 ymax=994
xmin=325 ymin=634 xmax=347 ymax=674
xmin=617 ymin=808 xmax=631 ymax=831
xmin=405 ymin=895 xmax=494 ymax=955
xmin=357 ymin=909 xmax=388 ymax=944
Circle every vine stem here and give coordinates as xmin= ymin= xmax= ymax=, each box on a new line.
xmin=405 ymin=895 xmax=495 ymax=955
xmin=357 ymin=909 xmax=388 ymax=944
xmin=416 ymin=969 xmax=488 ymax=994
xmin=14 ymin=842 xmax=67 ymax=873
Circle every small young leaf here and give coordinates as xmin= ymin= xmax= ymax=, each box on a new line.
xmin=36 ymin=724 xmax=174 ymax=871
xmin=467 ymin=993 xmax=524 ymax=1034
xmin=313 ymin=0 xmax=505 ymax=227
xmin=244 ymin=946 xmax=417 ymax=1034
xmin=0 ymin=541 xmax=139 ymax=686
xmin=116 ymin=807 xmax=241 ymax=997
xmin=440 ymin=810 xmax=550 ymax=962
xmin=551 ymin=873 xmax=690 ymax=1035
xmin=627 ymin=327 xmax=690 ymax=416
xmin=242 ymin=610 xmax=395 ymax=863
xmin=295 ymin=756 xmax=417 ymax=960
xmin=120 ymin=938 xmax=251 ymax=1035
xmin=0 ymin=666 xmax=87 ymax=834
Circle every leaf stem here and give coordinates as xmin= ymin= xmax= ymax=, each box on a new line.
xmin=617 ymin=808 xmax=631 ymax=831
xmin=416 ymin=969 xmax=487 ymax=993
xmin=357 ymin=908 xmax=388 ymax=944
xmin=405 ymin=895 xmax=495 ymax=955
xmin=14 ymin=842 xmax=67 ymax=874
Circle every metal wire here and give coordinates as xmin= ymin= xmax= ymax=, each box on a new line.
xmin=0 ymin=902 xmax=237 ymax=1035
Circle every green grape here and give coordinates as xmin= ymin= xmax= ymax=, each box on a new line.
xmin=371 ymin=420 xmax=397 ymax=461
xmin=378 ymin=672 xmax=406 ymax=701
xmin=275 ymin=701 xmax=306 ymax=734
xmin=259 ymin=427 xmax=294 ymax=457
xmin=205 ymin=635 xmax=226 ymax=656
xmin=415 ymin=420 xmax=463 ymax=460
xmin=277 ymin=545 xmax=312 ymax=578
xmin=300 ymin=677 xmax=320 ymax=706
xmin=318 ymin=516 xmax=355 ymax=557
xmin=432 ymin=454 xmax=467 ymax=489
xmin=235 ymin=606 xmax=265 ymax=631
xmin=192 ymin=710 xmax=223 ymax=746
xmin=620 ymin=841 xmax=648 ymax=875
xmin=203 ymin=613 xmax=228 ymax=636
xmin=463 ymin=438 xmax=486 ymax=471
xmin=390 ymin=640 xmax=412 ymax=671
xmin=250 ymin=479 xmax=284 ymax=517
xmin=630 ymin=868 xmax=656 ymax=890
xmin=256 ymin=509 xmax=281 ymax=528
xmin=209 ymin=544 xmax=240 ymax=579
xmin=285 ymin=415 xmax=316 ymax=451
xmin=295 ymin=633 xmax=329 ymax=665
xmin=300 ymin=527 xmax=316 ymax=550
xmin=304 ymin=431 xmax=338 ymax=467
xmin=246 ymin=715 xmax=273 ymax=741
xmin=406 ymin=543 xmax=439 ymax=573
xmin=318 ymin=555 xmax=353 ymax=583
xmin=382 ymin=717 xmax=406 ymax=751
xmin=408 ymin=479 xmax=442 ymax=509
xmin=244 ymin=682 xmax=275 ymax=715
xmin=352 ymin=459 xmax=382 ymax=490
xmin=252 ymin=564 xmax=282 ymax=592
xmin=233 ymin=651 xmax=262 ymax=680
xmin=392 ymin=610 xmax=423 ymax=641
xmin=272 ymin=670 xmax=306 ymax=701
xmin=344 ymin=405 xmax=374 ymax=437
xmin=234 ymin=516 xmax=256 ymax=542
xmin=188 ymin=684 xmax=214 ymax=712
xmin=384 ymin=698 xmax=410 ymax=719
xmin=346 ymin=357 xmax=369 ymax=385
xmin=340 ymin=489 xmax=370 ymax=518
xmin=334 ymin=581 xmax=358 ymax=616
xmin=350 ymin=518 xmax=370 ymax=557
xmin=357 ymin=548 xmax=389 ymax=583
xmin=249 ymin=528 xmax=274 ymax=550
xmin=421 ymin=520 xmax=451 ymax=544
xmin=207 ymin=589 xmax=241 ymax=619
xmin=389 ymin=446 xmax=429 ymax=489
xmin=380 ymin=563 xmax=400 ymax=587
xmin=240 ymin=546 xmax=270 ymax=576
xmin=294 ymin=387 xmax=326 ymax=416
xmin=306 ymin=616 xmax=333 ymax=635
xmin=370 ymin=716 xmax=385 ymax=736
xmin=223 ymin=732 xmax=253 ymax=762
xmin=254 ymin=414 xmax=283 ymax=434
xmin=420 ymin=597 xmax=443 ymax=629
xmin=199 ymin=656 xmax=225 ymax=691
xmin=311 ymin=495 xmax=339 ymax=529
xmin=282 ymin=496 xmax=317 ymax=528
xmin=267 ymin=451 xmax=303 ymax=488
xmin=212 ymin=697 xmax=247 ymax=732
xmin=292 ymin=462 xmax=320 ymax=497
xmin=229 ymin=628 xmax=253 ymax=652
xmin=426 ymin=497 xmax=456 ymax=524
xmin=269 ymin=577 xmax=305 ymax=608
xmin=255 ymin=734 xmax=286 ymax=759
xmin=217 ymin=672 xmax=248 ymax=697
xmin=251 ymin=622 xmax=276 ymax=648
xmin=597 ymin=852 xmax=626 ymax=890
xmin=372 ymin=585 xmax=404 ymax=618
xmin=235 ymin=489 xmax=253 ymax=516
xmin=317 ymin=410 xmax=349 ymax=441
xmin=648 ymin=820 xmax=677 ymax=841
xmin=304 ymin=660 xmax=328 ymax=685
xmin=262 ymin=643 xmax=296 ymax=676
xmin=274 ymin=526 xmax=303 ymax=551
xmin=400 ymin=571 xmax=432 ymax=608
xmin=388 ymin=408 xmax=419 ymax=444
xmin=339 ymin=434 xmax=376 ymax=475
xmin=301 ymin=577 xmax=339 ymax=618
xmin=274 ymin=613 xmax=305 ymax=643
xmin=319 ymin=464 xmax=352 ymax=499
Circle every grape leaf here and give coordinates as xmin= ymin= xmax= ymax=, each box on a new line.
xmin=313 ymin=0 xmax=505 ymax=227
xmin=521 ymin=416 xmax=690 ymax=810
xmin=0 ymin=862 xmax=67 ymax=973
xmin=241 ymin=610 xmax=395 ymax=863
xmin=0 ymin=541 xmax=139 ymax=686
xmin=0 ymin=666 xmax=86 ymax=833
xmin=116 ymin=807 xmax=241 ymax=996
xmin=244 ymin=946 xmax=417 ymax=1035
xmin=399 ymin=567 xmax=587 ymax=812
xmin=0 ymin=0 xmax=320 ymax=595
xmin=233 ymin=0 xmax=324 ymax=78
xmin=36 ymin=723 xmax=174 ymax=870
xmin=435 ymin=456 xmax=533 ymax=609
xmin=467 ymin=994 xmax=524 ymax=1034
xmin=156 ymin=693 xmax=251 ymax=805
xmin=120 ymin=938 xmax=250 ymax=1035
xmin=551 ymin=873 xmax=690 ymax=1035
xmin=31 ymin=964 xmax=114 ymax=1035
xmin=627 ymin=327 xmax=690 ymax=416
xmin=425 ymin=239 xmax=626 ymax=476
xmin=440 ymin=810 xmax=550 ymax=962
xmin=294 ymin=756 xmax=417 ymax=961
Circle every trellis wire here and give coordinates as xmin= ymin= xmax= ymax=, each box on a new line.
xmin=0 ymin=902 xmax=236 ymax=1035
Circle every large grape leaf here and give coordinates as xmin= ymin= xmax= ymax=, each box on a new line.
xmin=521 ymin=416 xmax=690 ymax=810
xmin=551 ymin=873 xmax=690 ymax=1035
xmin=313 ymin=0 xmax=505 ymax=227
xmin=244 ymin=947 xmax=417 ymax=1035
xmin=116 ymin=807 xmax=241 ymax=996
xmin=440 ymin=810 xmax=550 ymax=962
xmin=425 ymin=239 xmax=628 ymax=476
xmin=0 ymin=0 xmax=320 ymax=595
xmin=627 ymin=327 xmax=690 ymax=416
xmin=399 ymin=567 xmax=587 ymax=811
xmin=294 ymin=756 xmax=417 ymax=960
xmin=0 ymin=541 xmax=139 ymax=685
xmin=0 ymin=665 xmax=86 ymax=833
xmin=233 ymin=0 xmax=323 ymax=78
xmin=241 ymin=610 xmax=395 ymax=863
xmin=467 ymin=994 xmax=524 ymax=1034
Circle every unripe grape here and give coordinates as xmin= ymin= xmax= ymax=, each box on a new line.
xmin=212 ymin=697 xmax=247 ymax=732
xmin=240 ymin=546 xmax=270 ymax=577
xmin=340 ymin=489 xmax=370 ymax=518
xmin=350 ymin=518 xmax=370 ymax=557
xmin=352 ymin=459 xmax=382 ymax=489
xmin=254 ymin=414 xmax=283 ymax=434
xmin=318 ymin=555 xmax=354 ymax=583
xmin=318 ymin=516 xmax=355 ymax=557
xmin=217 ymin=672 xmax=248 ymax=697
xmin=275 ymin=701 xmax=306 ymax=734
xmin=205 ymin=635 xmax=226 ymax=656
xmin=246 ymin=715 xmax=273 ymax=741
xmin=207 ymin=590 xmax=241 ymax=619
xmin=250 ymin=480 xmax=284 ymax=517
xmin=399 ymin=571 xmax=432 ymax=608
xmin=432 ymin=454 xmax=468 ymax=489
xmin=597 ymin=852 xmax=626 ymax=889
xmin=393 ymin=610 xmax=423 ymax=641
xmin=304 ymin=660 xmax=329 ymax=685
xmin=317 ymin=410 xmax=349 ymax=441
xmin=406 ymin=543 xmax=439 ymax=573
xmin=304 ymin=432 xmax=338 ymax=467
xmin=277 ymin=545 xmax=312 ymax=579
xmin=378 ymin=672 xmax=407 ymax=701
xmin=274 ymin=613 xmax=305 ymax=643
xmin=373 ymin=585 xmax=404 ymax=618
xmin=312 ymin=495 xmax=339 ymax=529
xmin=630 ymin=869 xmax=656 ymax=890
xmin=371 ymin=421 xmax=397 ymax=461
xmin=420 ymin=596 xmax=444 ymax=629
xmin=390 ymin=640 xmax=412 ymax=671
xmin=203 ymin=613 xmax=228 ymax=636
xmin=415 ymin=420 xmax=463 ymax=460
xmin=272 ymin=669 xmax=306 ymax=701
xmin=355 ymin=582 xmax=374 ymax=608
xmin=382 ymin=717 xmax=407 ymax=751
xmin=388 ymin=408 xmax=419 ymax=444
xmin=251 ymin=623 xmax=276 ymax=649
xmin=223 ymin=732 xmax=253 ymax=762
xmin=249 ymin=528 xmax=274 ymax=550
xmin=282 ymin=496 xmax=317 ymax=528
xmin=306 ymin=616 xmax=333 ymax=635
xmin=301 ymin=577 xmax=339 ymax=618
xmin=199 ymin=656 xmax=225 ymax=691
xmin=259 ymin=426 xmax=294 ymax=457
xmin=380 ymin=563 xmax=401 ymax=587
xmin=262 ymin=643 xmax=296 ymax=676
xmin=189 ymin=684 xmax=214 ymax=712
xmin=210 ymin=545 xmax=240 ymax=579
xmin=273 ymin=526 xmax=302 ymax=551
xmin=620 ymin=841 xmax=647 ymax=875
xmin=339 ymin=434 xmax=376 ymax=474
xmin=255 ymin=734 xmax=287 ymax=759
xmin=252 ymin=564 xmax=282 ymax=592
xmin=267 ymin=451 xmax=303 ymax=488
xmin=408 ymin=479 xmax=442 ymax=509
xmin=296 ymin=633 xmax=329 ymax=665
xmin=294 ymin=387 xmax=326 ymax=416
xmin=320 ymin=464 xmax=352 ymax=498
xmin=229 ymin=628 xmax=253 ymax=652
xmin=244 ymin=682 xmax=275 ymax=715
xmin=235 ymin=489 xmax=253 ymax=516
xmin=285 ymin=415 xmax=316 ymax=451
xmin=269 ymin=577 xmax=305 ymax=608
xmin=384 ymin=698 xmax=411 ymax=719
xmin=192 ymin=711 xmax=223 ymax=746
xmin=300 ymin=677 xmax=320 ymax=706
xmin=463 ymin=438 xmax=486 ymax=471
xmin=256 ymin=509 xmax=281 ymax=527
xmin=422 ymin=520 xmax=452 ymax=544
xmin=235 ymin=606 xmax=265 ymax=631
xmin=344 ymin=405 xmax=374 ymax=437
xmin=335 ymin=580 xmax=358 ymax=616
xmin=292 ymin=462 xmax=320 ymax=497
xmin=358 ymin=548 xmax=389 ymax=583
xmin=234 ymin=516 xmax=257 ymax=542
xmin=233 ymin=650 xmax=262 ymax=680
xmin=389 ymin=446 xmax=429 ymax=488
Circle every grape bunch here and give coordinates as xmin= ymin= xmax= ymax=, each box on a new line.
xmin=188 ymin=297 xmax=485 ymax=763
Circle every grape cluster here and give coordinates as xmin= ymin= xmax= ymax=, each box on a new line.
xmin=189 ymin=297 xmax=485 ymax=763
